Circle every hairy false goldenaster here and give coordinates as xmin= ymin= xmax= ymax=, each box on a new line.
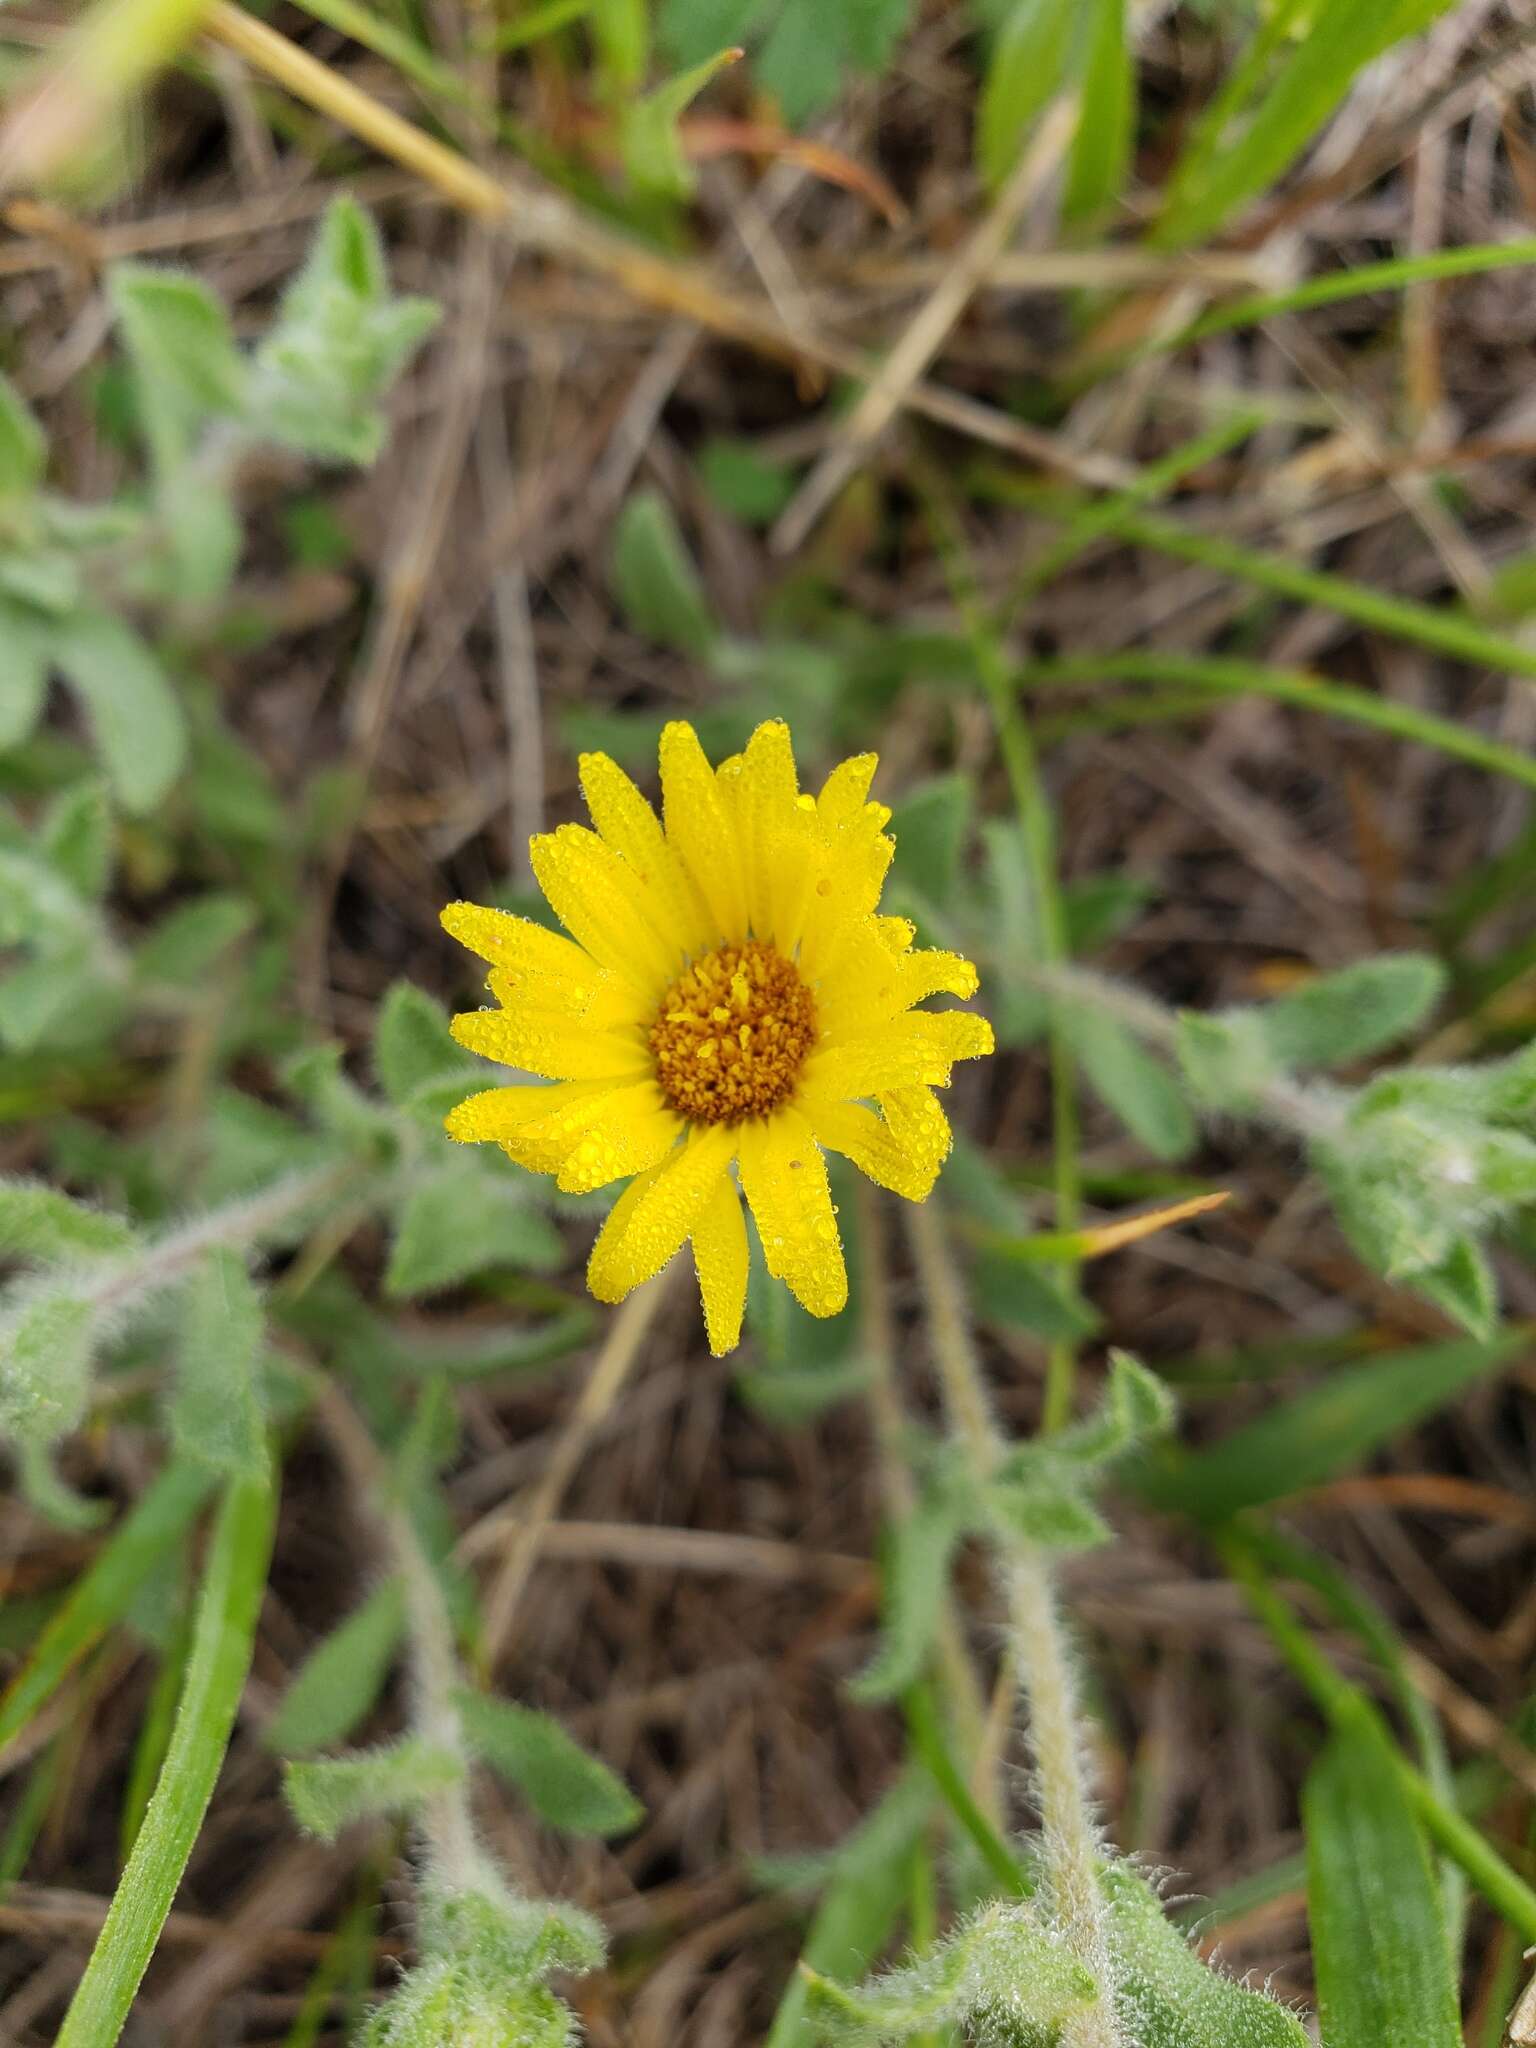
xmin=441 ymin=721 xmax=992 ymax=1354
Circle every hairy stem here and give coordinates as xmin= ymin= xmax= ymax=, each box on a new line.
xmin=90 ymin=1164 xmax=354 ymax=1319
xmin=1010 ymin=956 xmax=1349 ymax=1144
xmin=906 ymin=1203 xmax=1121 ymax=2042
xmin=311 ymin=1377 xmax=486 ymax=1897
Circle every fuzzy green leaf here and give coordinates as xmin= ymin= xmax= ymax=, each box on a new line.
xmin=0 ymin=1288 xmax=96 ymax=1445
xmin=48 ymin=609 xmax=188 ymax=813
xmin=1260 ymin=955 xmax=1446 ymax=1071
xmin=610 ymin=490 xmax=717 ymax=656
xmin=889 ymin=773 xmax=972 ymax=914
xmin=0 ymin=374 xmax=46 ymax=496
xmin=1305 ymin=1717 xmax=1461 ymax=2048
xmin=0 ymin=601 xmax=50 ymax=751
xmin=455 ymin=1690 xmax=642 ymax=1838
xmin=1071 ymin=1008 xmax=1196 ymax=1160
xmin=374 ymin=981 xmax=475 ymax=1109
xmin=1101 ymin=1861 xmax=1308 ymax=2048
xmin=40 ymin=782 xmax=112 ymax=900
xmin=284 ymin=1736 xmax=464 ymax=1840
xmin=108 ymin=265 xmax=247 ymax=459
xmin=1175 ymin=1008 xmax=1277 ymax=1111
xmin=265 ymin=1581 xmax=406 ymax=1758
xmin=134 ymin=894 xmax=257 ymax=991
xmin=385 ymin=1167 xmax=563 ymax=1298
xmin=169 ymin=1249 xmax=266 ymax=1477
xmin=1412 ymin=1235 xmax=1497 ymax=1340
xmin=16 ymin=1439 xmax=110 ymax=1532
xmin=807 ymin=1899 xmax=1096 ymax=2043
xmin=982 ymin=1479 xmax=1109 ymax=1550
xmin=0 ymin=1181 xmax=136 ymax=1262
xmin=850 ymin=1482 xmax=966 ymax=1702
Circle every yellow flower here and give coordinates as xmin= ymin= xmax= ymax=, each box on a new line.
xmin=441 ymin=721 xmax=993 ymax=1354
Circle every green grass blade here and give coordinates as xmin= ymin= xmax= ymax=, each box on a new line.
xmin=1136 ymin=1331 xmax=1525 ymax=1525
xmin=762 ymin=1770 xmax=936 ymax=2048
xmin=903 ymin=1681 xmax=1030 ymax=1896
xmin=1011 ymin=653 xmax=1536 ymax=793
xmin=1148 ymin=237 xmax=1536 ymax=357
xmin=1048 ymin=501 xmax=1536 ymax=684
xmin=55 ymin=1466 xmax=277 ymax=2048
xmin=998 ymin=409 xmax=1264 ymax=626
xmin=1305 ymin=1716 xmax=1462 ymax=2048
xmin=0 ymin=1461 xmax=214 ymax=1757
xmin=1063 ymin=0 xmax=1130 ymax=225
xmin=1154 ymin=0 xmax=1460 ymax=248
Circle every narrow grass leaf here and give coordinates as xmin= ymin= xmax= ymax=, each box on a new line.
xmin=1155 ymin=0 xmax=1460 ymax=248
xmin=0 ymin=1461 xmax=214 ymax=1756
xmin=1138 ymin=1330 xmax=1527 ymax=1525
xmin=977 ymin=0 xmax=1076 ymax=189
xmin=55 ymin=1466 xmax=276 ymax=2048
xmin=1013 ymin=653 xmax=1536 ymax=794
xmin=1063 ymin=0 xmax=1130 ymax=224
xmin=1305 ymin=1716 xmax=1462 ymax=2048
xmin=763 ymin=1770 xmax=936 ymax=2048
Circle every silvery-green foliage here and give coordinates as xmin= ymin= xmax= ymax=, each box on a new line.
xmin=1100 ymin=1865 xmax=1308 ymax=2048
xmin=1175 ymin=954 xmax=1445 ymax=1113
xmin=1309 ymin=1050 xmax=1536 ymax=1337
xmin=854 ymin=1354 xmax=1174 ymax=1699
xmin=808 ymin=1869 xmax=1307 ymax=2047
xmin=358 ymin=1881 xmax=604 ymax=2048
xmin=249 ymin=197 xmax=441 ymax=466
xmin=0 ymin=199 xmax=436 ymax=811
xmin=454 ymin=1688 xmax=644 ymax=1838
xmin=0 ymin=982 xmax=575 ymax=1496
xmin=283 ymin=1735 xmax=465 ymax=1840
xmin=805 ymin=1898 xmax=1097 ymax=2043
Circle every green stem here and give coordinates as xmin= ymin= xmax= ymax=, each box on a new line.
xmin=1133 ymin=238 xmax=1536 ymax=361
xmin=1012 ymin=652 xmax=1536 ymax=795
xmin=997 ymin=409 xmax=1265 ymax=631
xmin=56 ymin=1465 xmax=278 ymax=2048
xmin=1034 ymin=498 xmax=1536 ymax=686
xmin=923 ymin=482 xmax=1083 ymax=1427
xmin=1224 ymin=1532 xmax=1536 ymax=1945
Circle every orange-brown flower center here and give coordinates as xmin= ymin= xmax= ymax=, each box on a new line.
xmin=650 ymin=940 xmax=817 ymax=1126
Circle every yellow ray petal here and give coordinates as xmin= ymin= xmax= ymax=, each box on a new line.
xmin=737 ymin=1109 xmax=847 ymax=1319
xmin=450 ymin=1006 xmax=649 ymax=1083
xmin=445 ymin=1080 xmax=609 ymax=1146
xmin=729 ymin=720 xmax=802 ymax=938
xmin=803 ymin=1008 xmax=995 ymax=1099
xmin=441 ymin=902 xmax=599 ymax=996
xmin=879 ymin=1085 xmax=955 ymax=1190
xmin=815 ymin=924 xmax=980 ymax=1038
xmin=816 ymin=752 xmax=878 ymax=826
xmin=658 ymin=721 xmax=747 ymax=944
xmin=578 ymin=750 xmax=713 ymax=956
xmin=555 ymin=1085 xmax=684 ymax=1193
xmin=806 ymin=1096 xmax=949 ymax=1203
xmin=690 ymin=1171 xmax=749 ymax=1355
xmin=486 ymin=963 xmax=651 ymax=1033
xmin=587 ymin=1123 xmax=737 ymax=1303
xmin=530 ymin=824 xmax=684 ymax=989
